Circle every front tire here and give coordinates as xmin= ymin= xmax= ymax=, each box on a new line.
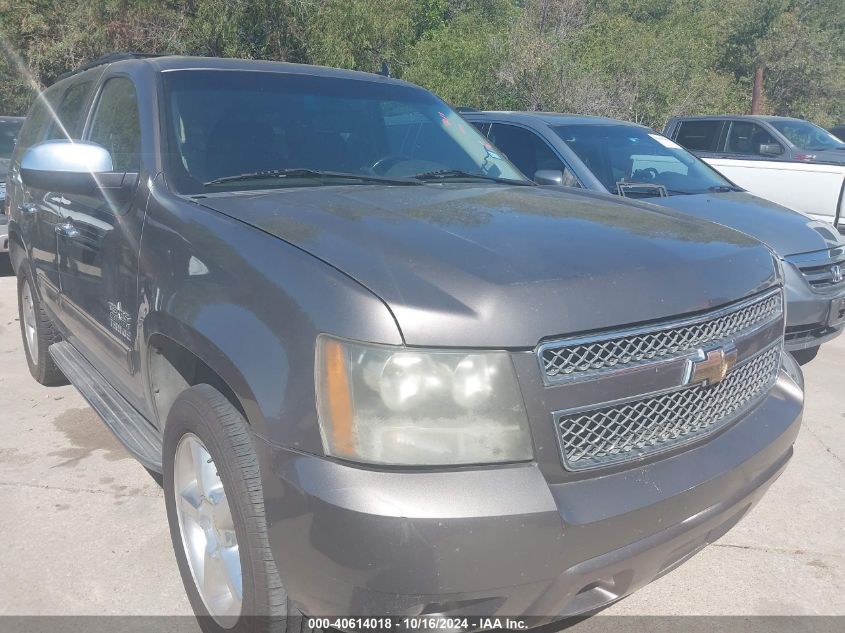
xmin=163 ymin=384 xmax=308 ymax=633
xmin=17 ymin=266 xmax=67 ymax=385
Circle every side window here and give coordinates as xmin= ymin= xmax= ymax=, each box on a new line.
xmin=675 ymin=120 xmax=723 ymax=152
xmin=0 ymin=122 xmax=20 ymax=158
xmin=488 ymin=123 xmax=578 ymax=185
xmin=87 ymin=77 xmax=141 ymax=172
xmin=16 ymin=88 xmax=62 ymax=153
xmin=470 ymin=121 xmax=490 ymax=136
xmin=725 ymin=121 xmax=780 ymax=156
xmin=44 ymin=81 xmax=93 ymax=140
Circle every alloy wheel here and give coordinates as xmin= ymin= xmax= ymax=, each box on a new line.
xmin=21 ymin=279 xmax=38 ymax=366
xmin=173 ymin=433 xmax=243 ymax=625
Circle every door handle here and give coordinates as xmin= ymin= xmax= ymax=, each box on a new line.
xmin=18 ymin=203 xmax=37 ymax=214
xmin=55 ymin=222 xmax=81 ymax=239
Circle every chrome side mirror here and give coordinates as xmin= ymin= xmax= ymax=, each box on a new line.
xmin=534 ymin=169 xmax=564 ymax=186
xmin=758 ymin=143 xmax=783 ymax=156
xmin=20 ymin=140 xmax=114 ymax=194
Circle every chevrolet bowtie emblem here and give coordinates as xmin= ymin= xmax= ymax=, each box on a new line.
xmin=689 ymin=344 xmax=738 ymax=386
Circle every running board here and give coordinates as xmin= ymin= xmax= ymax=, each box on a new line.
xmin=49 ymin=342 xmax=163 ymax=472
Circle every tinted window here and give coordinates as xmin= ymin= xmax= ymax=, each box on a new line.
xmin=470 ymin=121 xmax=491 ymax=136
xmin=16 ymin=88 xmax=62 ymax=152
xmin=768 ymin=119 xmax=845 ymax=151
xmin=0 ymin=119 xmax=23 ymax=160
xmin=488 ymin=123 xmax=578 ymax=185
xmin=724 ymin=122 xmax=779 ymax=155
xmin=45 ymin=81 xmax=92 ymax=140
xmin=88 ymin=77 xmax=141 ymax=172
xmin=162 ymin=70 xmax=525 ymax=193
xmin=675 ymin=120 xmax=723 ymax=152
xmin=553 ymin=124 xmax=733 ymax=197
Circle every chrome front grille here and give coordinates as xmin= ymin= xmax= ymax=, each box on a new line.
xmin=540 ymin=290 xmax=782 ymax=381
xmin=556 ymin=343 xmax=782 ymax=471
xmin=789 ymin=247 xmax=845 ymax=290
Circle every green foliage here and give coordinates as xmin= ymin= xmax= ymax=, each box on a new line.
xmin=0 ymin=0 xmax=842 ymax=127
xmin=404 ymin=3 xmax=517 ymax=109
xmin=301 ymin=0 xmax=417 ymax=72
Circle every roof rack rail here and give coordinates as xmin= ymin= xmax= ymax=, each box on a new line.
xmin=455 ymin=107 xmax=479 ymax=113
xmin=53 ymin=52 xmax=165 ymax=83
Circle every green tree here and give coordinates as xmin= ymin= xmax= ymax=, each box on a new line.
xmin=405 ymin=4 xmax=517 ymax=109
xmin=0 ymin=0 xmax=842 ymax=127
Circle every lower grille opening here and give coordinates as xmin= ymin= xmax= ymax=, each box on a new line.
xmin=785 ymin=324 xmax=837 ymax=342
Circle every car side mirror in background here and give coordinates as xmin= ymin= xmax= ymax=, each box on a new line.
xmin=534 ymin=169 xmax=564 ymax=185
xmin=20 ymin=139 xmax=138 ymax=202
xmin=759 ymin=143 xmax=784 ymax=156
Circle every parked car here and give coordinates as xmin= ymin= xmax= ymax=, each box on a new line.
xmin=8 ymin=54 xmax=803 ymax=630
xmin=0 ymin=116 xmax=25 ymax=255
xmin=662 ymin=115 xmax=845 ymax=224
xmin=830 ymin=125 xmax=845 ymax=142
xmin=664 ymin=115 xmax=845 ymax=166
xmin=462 ymin=111 xmax=845 ymax=364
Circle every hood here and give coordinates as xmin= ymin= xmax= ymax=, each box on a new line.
xmin=650 ymin=191 xmax=843 ymax=257
xmin=195 ymin=185 xmax=779 ymax=348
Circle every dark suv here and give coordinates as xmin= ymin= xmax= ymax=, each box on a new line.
xmin=7 ymin=55 xmax=802 ymax=630
xmin=1 ymin=116 xmax=25 ymax=255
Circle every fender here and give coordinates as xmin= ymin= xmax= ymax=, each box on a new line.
xmin=136 ymin=181 xmax=402 ymax=454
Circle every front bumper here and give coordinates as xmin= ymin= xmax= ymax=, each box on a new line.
xmin=783 ymin=262 xmax=845 ymax=351
xmin=255 ymin=365 xmax=802 ymax=619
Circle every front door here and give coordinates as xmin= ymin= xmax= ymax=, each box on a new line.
xmin=16 ymin=81 xmax=92 ymax=315
xmin=57 ymin=76 xmax=145 ymax=397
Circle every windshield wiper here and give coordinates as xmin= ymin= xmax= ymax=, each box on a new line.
xmin=708 ymin=185 xmax=743 ymax=193
xmin=412 ymin=169 xmax=532 ymax=185
xmin=204 ymin=168 xmax=420 ymax=187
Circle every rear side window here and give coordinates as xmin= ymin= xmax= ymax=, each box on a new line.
xmin=724 ymin=121 xmax=779 ymax=155
xmin=88 ymin=77 xmax=141 ymax=172
xmin=44 ymin=81 xmax=93 ymax=140
xmin=675 ymin=120 xmax=723 ymax=152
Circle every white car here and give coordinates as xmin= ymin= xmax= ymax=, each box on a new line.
xmin=664 ymin=116 xmax=845 ymax=227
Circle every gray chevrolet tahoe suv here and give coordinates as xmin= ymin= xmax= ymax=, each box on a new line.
xmin=7 ymin=54 xmax=803 ymax=630
xmin=462 ymin=111 xmax=845 ymax=364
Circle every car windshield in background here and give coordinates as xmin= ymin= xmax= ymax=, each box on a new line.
xmin=162 ymin=70 xmax=526 ymax=193
xmin=768 ymin=119 xmax=845 ymax=152
xmin=553 ymin=124 xmax=735 ymax=197
xmin=0 ymin=119 xmax=23 ymax=160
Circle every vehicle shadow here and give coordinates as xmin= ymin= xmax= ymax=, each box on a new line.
xmin=145 ymin=467 xmax=164 ymax=487
xmin=0 ymin=254 xmax=13 ymax=277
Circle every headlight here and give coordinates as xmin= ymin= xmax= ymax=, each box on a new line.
xmin=315 ymin=335 xmax=533 ymax=466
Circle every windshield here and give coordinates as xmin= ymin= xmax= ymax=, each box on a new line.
xmin=768 ymin=119 xmax=845 ymax=151
xmin=0 ymin=119 xmax=23 ymax=160
xmin=553 ymin=124 xmax=735 ymax=197
xmin=162 ymin=70 xmax=526 ymax=193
